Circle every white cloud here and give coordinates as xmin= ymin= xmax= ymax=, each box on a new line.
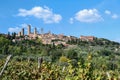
xmin=20 ymin=23 xmax=28 ymax=28
xmin=112 ymin=14 xmax=119 ymax=19
xmin=105 ymin=10 xmax=111 ymax=15
xmin=8 ymin=27 xmax=21 ymax=33
xmin=104 ymin=10 xmax=119 ymax=19
xmin=69 ymin=18 xmax=74 ymax=24
xmin=8 ymin=23 xmax=28 ymax=33
xmin=74 ymin=9 xmax=103 ymax=23
xmin=18 ymin=6 xmax=62 ymax=23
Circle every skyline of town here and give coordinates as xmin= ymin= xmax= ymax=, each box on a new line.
xmin=12 ymin=24 xmax=95 ymax=45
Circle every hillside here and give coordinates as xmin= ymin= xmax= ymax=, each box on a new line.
xmin=0 ymin=33 xmax=120 ymax=79
xmin=0 ymin=33 xmax=120 ymax=56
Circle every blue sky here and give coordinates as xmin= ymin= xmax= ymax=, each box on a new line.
xmin=0 ymin=0 xmax=120 ymax=42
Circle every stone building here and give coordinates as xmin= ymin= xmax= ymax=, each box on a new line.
xmin=80 ymin=35 xmax=94 ymax=41
xmin=16 ymin=24 xmax=79 ymax=45
xmin=27 ymin=25 xmax=37 ymax=39
xmin=21 ymin=28 xmax=24 ymax=36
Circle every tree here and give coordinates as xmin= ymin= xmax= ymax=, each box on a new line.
xmin=11 ymin=32 xmax=16 ymax=39
xmin=98 ymin=49 xmax=112 ymax=56
xmin=64 ymin=49 xmax=78 ymax=60
xmin=49 ymin=49 xmax=62 ymax=62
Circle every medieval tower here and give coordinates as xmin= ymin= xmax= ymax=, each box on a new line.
xmin=34 ymin=27 xmax=37 ymax=35
xmin=21 ymin=28 xmax=24 ymax=36
xmin=28 ymin=25 xmax=31 ymax=35
xmin=34 ymin=27 xmax=37 ymax=37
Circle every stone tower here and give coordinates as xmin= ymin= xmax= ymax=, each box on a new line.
xmin=34 ymin=27 xmax=37 ymax=35
xmin=18 ymin=31 xmax=21 ymax=36
xmin=21 ymin=28 xmax=24 ymax=36
xmin=28 ymin=25 xmax=31 ymax=35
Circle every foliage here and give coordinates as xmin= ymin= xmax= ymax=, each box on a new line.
xmin=59 ymin=56 xmax=68 ymax=62
xmin=0 ymin=34 xmax=120 ymax=79
xmin=0 ymin=54 xmax=120 ymax=80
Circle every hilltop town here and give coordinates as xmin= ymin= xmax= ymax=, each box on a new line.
xmin=1 ymin=25 xmax=120 ymax=80
xmin=15 ymin=25 xmax=95 ymax=45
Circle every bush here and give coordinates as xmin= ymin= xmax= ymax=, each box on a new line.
xmin=59 ymin=56 xmax=68 ymax=63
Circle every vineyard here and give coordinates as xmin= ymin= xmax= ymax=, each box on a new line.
xmin=0 ymin=54 xmax=120 ymax=80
